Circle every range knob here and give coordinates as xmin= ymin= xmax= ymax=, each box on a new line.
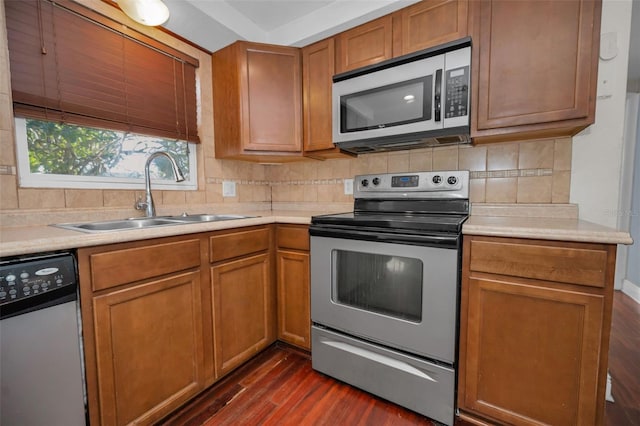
xmin=447 ymin=176 xmax=458 ymax=185
xmin=372 ymin=177 xmax=380 ymax=186
xmin=432 ymin=175 xmax=442 ymax=185
xmin=361 ymin=179 xmax=369 ymax=187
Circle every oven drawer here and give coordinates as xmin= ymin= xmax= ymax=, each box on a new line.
xmin=311 ymin=326 xmax=455 ymax=426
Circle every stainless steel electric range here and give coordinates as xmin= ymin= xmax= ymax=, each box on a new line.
xmin=309 ymin=170 xmax=469 ymax=426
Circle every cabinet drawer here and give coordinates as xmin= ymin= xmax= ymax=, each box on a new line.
xmin=469 ymin=238 xmax=609 ymax=288
xmin=210 ymin=227 xmax=270 ymax=263
xmin=89 ymin=239 xmax=201 ymax=291
xmin=277 ymin=225 xmax=309 ymax=251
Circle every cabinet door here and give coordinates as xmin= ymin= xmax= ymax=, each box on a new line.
xmin=335 ymin=16 xmax=393 ymax=73
xmin=394 ymin=0 xmax=468 ymax=55
xmin=302 ymin=38 xmax=339 ymax=156
xmin=461 ymin=276 xmax=604 ymax=425
xmin=472 ymin=0 xmax=600 ymax=135
xmin=277 ymin=249 xmax=311 ymax=350
xmin=211 ymin=253 xmax=275 ymax=376
xmin=92 ymin=271 xmax=204 ymax=425
xmin=239 ymin=43 xmax=302 ymax=152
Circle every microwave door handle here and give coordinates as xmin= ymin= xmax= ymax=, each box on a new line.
xmin=434 ymin=69 xmax=442 ymax=122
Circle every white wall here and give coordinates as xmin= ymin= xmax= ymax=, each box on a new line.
xmin=624 ymin=93 xmax=640 ymax=301
xmin=571 ymin=0 xmax=634 ymax=228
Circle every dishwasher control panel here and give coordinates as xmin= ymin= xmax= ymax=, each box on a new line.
xmin=0 ymin=254 xmax=76 ymax=307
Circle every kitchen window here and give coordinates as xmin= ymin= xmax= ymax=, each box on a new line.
xmin=5 ymin=0 xmax=202 ymax=191
xmin=15 ymin=118 xmax=197 ymax=190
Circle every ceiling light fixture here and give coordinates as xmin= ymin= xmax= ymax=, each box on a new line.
xmin=117 ymin=0 xmax=170 ymax=26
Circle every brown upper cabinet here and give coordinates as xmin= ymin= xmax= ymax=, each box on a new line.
xmin=303 ymin=0 xmax=469 ymax=158
xmin=212 ymin=41 xmax=303 ymax=162
xmin=212 ymin=0 xmax=602 ymax=161
xmin=302 ymin=38 xmax=349 ymax=158
xmin=335 ymin=0 xmax=469 ymax=74
xmin=335 ymin=16 xmax=394 ymax=74
xmin=393 ymin=0 xmax=469 ymax=55
xmin=470 ymin=0 xmax=601 ymax=143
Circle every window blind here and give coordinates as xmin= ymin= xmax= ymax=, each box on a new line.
xmin=5 ymin=0 xmax=200 ymax=143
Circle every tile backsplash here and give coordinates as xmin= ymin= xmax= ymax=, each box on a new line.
xmin=267 ymin=137 xmax=572 ymax=206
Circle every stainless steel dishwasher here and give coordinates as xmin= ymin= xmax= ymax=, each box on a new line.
xmin=0 ymin=252 xmax=87 ymax=426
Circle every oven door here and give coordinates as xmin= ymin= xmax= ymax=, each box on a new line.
xmin=310 ymin=234 xmax=459 ymax=364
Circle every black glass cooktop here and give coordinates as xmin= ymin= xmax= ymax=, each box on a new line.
xmin=311 ymin=211 xmax=468 ymax=234
xmin=311 ymin=198 xmax=469 ymax=235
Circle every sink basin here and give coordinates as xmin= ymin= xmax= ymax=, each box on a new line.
xmin=53 ymin=214 xmax=256 ymax=233
xmin=166 ymin=214 xmax=253 ymax=222
xmin=54 ymin=218 xmax=184 ymax=233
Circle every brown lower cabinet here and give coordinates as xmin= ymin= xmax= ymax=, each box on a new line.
xmin=78 ymin=236 xmax=206 ymax=426
xmin=78 ymin=226 xmax=619 ymax=425
xmin=78 ymin=226 xmax=278 ymax=426
xmin=458 ymin=235 xmax=617 ymax=426
xmin=92 ymin=271 xmax=204 ymax=425
xmin=210 ymin=227 xmax=276 ymax=377
xmin=276 ymin=225 xmax=311 ymax=350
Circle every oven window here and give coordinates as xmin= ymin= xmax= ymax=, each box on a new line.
xmin=332 ymin=249 xmax=423 ymax=322
xmin=340 ymin=76 xmax=432 ymax=133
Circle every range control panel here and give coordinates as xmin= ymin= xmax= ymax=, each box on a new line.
xmin=355 ymin=170 xmax=469 ymax=199
xmin=0 ymin=254 xmax=76 ymax=306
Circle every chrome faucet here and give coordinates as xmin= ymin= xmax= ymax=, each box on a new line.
xmin=135 ymin=151 xmax=185 ymax=217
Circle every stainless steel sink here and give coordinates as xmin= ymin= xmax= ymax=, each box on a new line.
xmin=53 ymin=214 xmax=256 ymax=233
xmin=166 ymin=214 xmax=252 ymax=222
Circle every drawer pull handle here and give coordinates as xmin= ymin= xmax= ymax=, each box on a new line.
xmin=322 ymin=338 xmax=437 ymax=382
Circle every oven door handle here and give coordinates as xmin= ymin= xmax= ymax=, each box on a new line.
xmin=309 ymin=226 xmax=459 ymax=249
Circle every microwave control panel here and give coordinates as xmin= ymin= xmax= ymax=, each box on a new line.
xmin=444 ymin=66 xmax=469 ymax=119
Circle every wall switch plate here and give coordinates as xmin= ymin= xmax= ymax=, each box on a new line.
xmin=344 ymin=178 xmax=354 ymax=195
xmin=222 ymin=180 xmax=236 ymax=197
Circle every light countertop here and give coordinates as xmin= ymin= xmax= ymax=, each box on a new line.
xmin=0 ymin=212 xmax=317 ymax=258
xmin=0 ymin=205 xmax=632 ymax=258
xmin=462 ymin=203 xmax=632 ymax=245
xmin=462 ymin=215 xmax=632 ymax=245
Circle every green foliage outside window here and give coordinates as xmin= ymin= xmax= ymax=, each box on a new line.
xmin=26 ymin=119 xmax=190 ymax=180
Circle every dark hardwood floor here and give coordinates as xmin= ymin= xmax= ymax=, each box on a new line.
xmin=605 ymin=291 xmax=640 ymax=426
xmin=160 ymin=291 xmax=639 ymax=426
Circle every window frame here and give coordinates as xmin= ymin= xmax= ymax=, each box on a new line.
xmin=14 ymin=118 xmax=198 ymax=191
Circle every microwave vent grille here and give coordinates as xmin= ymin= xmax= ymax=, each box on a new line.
xmin=338 ymin=133 xmax=471 ymax=155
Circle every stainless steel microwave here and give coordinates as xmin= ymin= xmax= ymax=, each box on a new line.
xmin=333 ymin=37 xmax=471 ymax=154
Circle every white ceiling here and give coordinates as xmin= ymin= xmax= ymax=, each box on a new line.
xmin=161 ymin=0 xmax=421 ymax=52
xmin=160 ymin=0 xmax=640 ymax=84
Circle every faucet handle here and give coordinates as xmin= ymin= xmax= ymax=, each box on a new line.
xmin=134 ymin=196 xmax=147 ymax=211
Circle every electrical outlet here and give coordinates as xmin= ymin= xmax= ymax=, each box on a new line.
xmin=344 ymin=178 xmax=354 ymax=195
xmin=222 ymin=180 xmax=236 ymax=197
